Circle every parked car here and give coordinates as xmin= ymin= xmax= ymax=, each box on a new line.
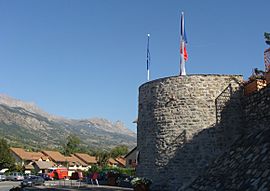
xmin=21 ymin=176 xmax=44 ymax=187
xmin=23 ymin=173 xmax=32 ymax=180
xmin=6 ymin=172 xmax=24 ymax=181
xmin=38 ymin=173 xmax=52 ymax=181
xmin=0 ymin=172 xmax=6 ymax=181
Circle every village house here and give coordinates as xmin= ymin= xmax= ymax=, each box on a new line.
xmin=107 ymin=158 xmax=118 ymax=167
xmin=10 ymin=147 xmax=52 ymax=174
xmin=32 ymin=160 xmax=55 ymax=174
xmin=10 ymin=147 xmax=130 ymax=175
xmin=64 ymin=154 xmax=88 ymax=176
xmin=115 ymin=157 xmax=126 ymax=168
xmin=74 ymin=153 xmax=97 ymax=168
xmin=125 ymin=147 xmax=137 ymax=168
xmin=41 ymin=150 xmax=67 ymax=167
xmin=10 ymin=147 xmax=44 ymax=166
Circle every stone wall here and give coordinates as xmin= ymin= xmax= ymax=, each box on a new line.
xmin=243 ymin=84 xmax=270 ymax=131
xmin=137 ymin=74 xmax=243 ymax=190
xmin=185 ymin=125 xmax=270 ymax=191
xmin=185 ymin=85 xmax=270 ymax=191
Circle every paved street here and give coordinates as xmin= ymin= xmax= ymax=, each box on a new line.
xmin=0 ymin=181 xmax=20 ymax=191
xmin=0 ymin=181 xmax=133 ymax=191
xmin=24 ymin=185 xmax=132 ymax=191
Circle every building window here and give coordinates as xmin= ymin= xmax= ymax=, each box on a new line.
xmin=129 ymin=159 xmax=132 ymax=165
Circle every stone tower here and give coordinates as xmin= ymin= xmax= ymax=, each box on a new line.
xmin=136 ymin=74 xmax=244 ymax=190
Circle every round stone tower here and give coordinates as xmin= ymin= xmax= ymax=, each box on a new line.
xmin=136 ymin=74 xmax=243 ymax=190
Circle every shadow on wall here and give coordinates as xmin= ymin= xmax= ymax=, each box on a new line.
xmin=149 ymin=83 xmax=244 ymax=191
xmin=184 ymin=85 xmax=270 ymax=191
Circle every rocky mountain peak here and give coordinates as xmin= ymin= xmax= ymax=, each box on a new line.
xmin=0 ymin=94 xmax=51 ymax=118
xmin=0 ymin=94 xmax=136 ymax=150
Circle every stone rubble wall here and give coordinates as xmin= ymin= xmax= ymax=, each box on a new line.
xmin=243 ymin=85 xmax=270 ymax=131
xmin=185 ymin=128 xmax=270 ymax=191
xmin=185 ymin=84 xmax=270 ymax=191
xmin=137 ymin=75 xmax=243 ymax=191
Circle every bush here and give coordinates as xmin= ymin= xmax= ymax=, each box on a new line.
xmin=118 ymin=167 xmax=135 ymax=176
xmin=101 ymin=166 xmax=135 ymax=176
xmin=131 ymin=177 xmax=152 ymax=186
xmin=86 ymin=165 xmax=101 ymax=176
xmin=93 ymin=165 xmax=102 ymax=172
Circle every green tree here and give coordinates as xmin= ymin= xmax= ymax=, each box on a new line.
xmin=0 ymin=138 xmax=15 ymax=170
xmin=110 ymin=145 xmax=129 ymax=158
xmin=14 ymin=163 xmax=23 ymax=172
xmin=88 ymin=164 xmax=101 ymax=174
xmin=63 ymin=134 xmax=80 ymax=156
xmin=96 ymin=151 xmax=110 ymax=167
xmin=265 ymin=32 xmax=270 ymax=45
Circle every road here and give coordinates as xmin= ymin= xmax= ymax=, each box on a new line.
xmin=0 ymin=181 xmax=20 ymax=191
xmin=0 ymin=181 xmax=133 ymax=191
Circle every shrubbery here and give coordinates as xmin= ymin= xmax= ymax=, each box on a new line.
xmin=86 ymin=165 xmax=135 ymax=177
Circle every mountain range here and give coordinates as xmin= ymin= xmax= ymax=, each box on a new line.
xmin=0 ymin=94 xmax=136 ymax=151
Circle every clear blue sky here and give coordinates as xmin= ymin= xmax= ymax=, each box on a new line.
xmin=0 ymin=0 xmax=269 ymax=132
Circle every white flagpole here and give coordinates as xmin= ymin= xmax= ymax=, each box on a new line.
xmin=180 ymin=12 xmax=186 ymax=76
xmin=147 ymin=34 xmax=150 ymax=81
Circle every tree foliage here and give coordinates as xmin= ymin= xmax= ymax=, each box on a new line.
xmin=63 ymin=134 xmax=80 ymax=156
xmin=96 ymin=151 xmax=110 ymax=167
xmin=110 ymin=145 xmax=128 ymax=158
xmin=0 ymin=138 xmax=15 ymax=170
xmin=265 ymin=32 xmax=270 ymax=45
xmin=93 ymin=145 xmax=129 ymax=167
xmin=87 ymin=164 xmax=101 ymax=174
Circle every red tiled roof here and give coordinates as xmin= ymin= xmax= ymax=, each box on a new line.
xmin=10 ymin=147 xmax=28 ymax=160
xmin=65 ymin=154 xmax=87 ymax=166
xmin=10 ymin=147 xmax=45 ymax=161
xmin=42 ymin=150 xmax=66 ymax=163
xmin=115 ymin=157 xmax=126 ymax=167
xmin=28 ymin=152 xmax=44 ymax=161
xmin=108 ymin=158 xmax=118 ymax=165
xmin=74 ymin=153 xmax=97 ymax=165
xmin=41 ymin=156 xmax=50 ymax=161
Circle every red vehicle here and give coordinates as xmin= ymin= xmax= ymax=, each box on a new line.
xmin=48 ymin=168 xmax=68 ymax=180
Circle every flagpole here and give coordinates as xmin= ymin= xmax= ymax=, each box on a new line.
xmin=147 ymin=33 xmax=150 ymax=81
xmin=180 ymin=12 xmax=187 ymax=76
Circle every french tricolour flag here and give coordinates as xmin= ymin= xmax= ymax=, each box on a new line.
xmin=180 ymin=12 xmax=188 ymax=75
